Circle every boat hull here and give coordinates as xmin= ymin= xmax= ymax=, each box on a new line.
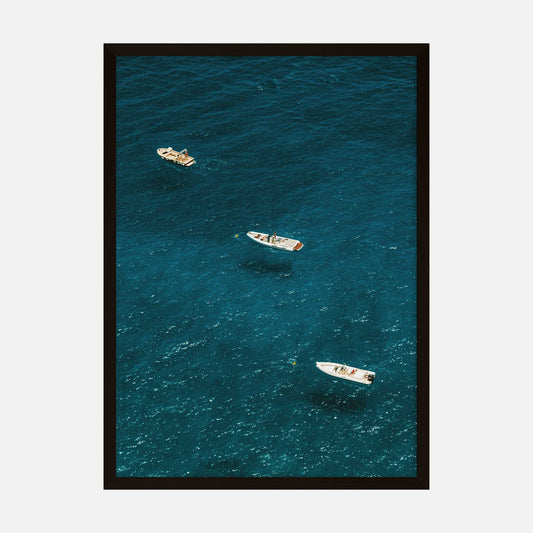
xmin=316 ymin=362 xmax=375 ymax=385
xmin=246 ymin=231 xmax=303 ymax=252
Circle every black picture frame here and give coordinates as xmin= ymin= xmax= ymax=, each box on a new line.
xmin=104 ymin=43 xmax=429 ymax=489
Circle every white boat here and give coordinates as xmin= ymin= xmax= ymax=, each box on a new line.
xmin=246 ymin=231 xmax=304 ymax=252
xmin=315 ymin=362 xmax=375 ymax=385
xmin=157 ymin=147 xmax=196 ymax=166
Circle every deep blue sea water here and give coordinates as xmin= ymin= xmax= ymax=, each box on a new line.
xmin=115 ymin=55 xmax=417 ymax=477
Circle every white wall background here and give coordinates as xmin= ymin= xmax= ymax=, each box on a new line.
xmin=2 ymin=1 xmax=531 ymax=531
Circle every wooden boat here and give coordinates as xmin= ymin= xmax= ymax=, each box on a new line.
xmin=157 ymin=147 xmax=196 ymax=166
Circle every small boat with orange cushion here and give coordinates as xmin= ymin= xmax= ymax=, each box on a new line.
xmin=246 ymin=231 xmax=304 ymax=252
xmin=315 ymin=362 xmax=375 ymax=385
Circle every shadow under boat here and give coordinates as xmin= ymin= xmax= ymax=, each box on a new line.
xmin=238 ymin=258 xmax=294 ymax=276
xmin=306 ymin=390 xmax=367 ymax=413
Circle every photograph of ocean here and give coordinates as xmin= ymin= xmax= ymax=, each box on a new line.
xmin=114 ymin=54 xmax=418 ymax=478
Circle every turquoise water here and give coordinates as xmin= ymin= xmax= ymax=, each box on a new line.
xmin=115 ymin=55 xmax=418 ymax=477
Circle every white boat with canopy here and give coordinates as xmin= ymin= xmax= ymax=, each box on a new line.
xmin=157 ymin=147 xmax=196 ymax=166
xmin=315 ymin=362 xmax=375 ymax=385
xmin=246 ymin=231 xmax=303 ymax=252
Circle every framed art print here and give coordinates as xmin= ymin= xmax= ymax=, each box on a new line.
xmin=104 ymin=44 xmax=429 ymax=489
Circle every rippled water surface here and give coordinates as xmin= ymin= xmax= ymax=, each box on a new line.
xmin=115 ymin=55 xmax=417 ymax=477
